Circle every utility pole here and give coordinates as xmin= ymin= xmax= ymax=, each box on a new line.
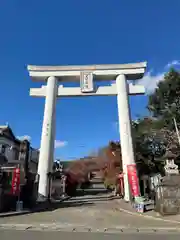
xmin=173 ymin=117 xmax=180 ymax=146
xmin=157 ymin=103 xmax=180 ymax=147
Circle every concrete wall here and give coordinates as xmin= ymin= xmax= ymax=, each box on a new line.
xmin=29 ymin=148 xmax=39 ymax=173
xmin=29 ymin=148 xmax=39 ymax=163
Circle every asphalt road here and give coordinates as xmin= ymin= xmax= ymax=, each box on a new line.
xmin=1 ymin=177 xmax=180 ymax=233
xmin=0 ymin=230 xmax=179 ymax=240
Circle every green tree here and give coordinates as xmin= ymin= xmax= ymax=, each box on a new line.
xmin=148 ymin=68 xmax=180 ymax=129
xmin=132 ymin=117 xmax=166 ymax=175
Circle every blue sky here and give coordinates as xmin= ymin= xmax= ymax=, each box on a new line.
xmin=0 ymin=0 xmax=180 ymax=160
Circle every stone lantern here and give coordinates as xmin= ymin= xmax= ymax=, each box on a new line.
xmin=164 ymin=152 xmax=179 ymax=175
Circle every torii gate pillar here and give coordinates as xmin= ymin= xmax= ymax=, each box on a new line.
xmin=28 ymin=62 xmax=147 ymax=202
xmin=36 ymin=76 xmax=58 ymax=200
xmin=116 ymin=74 xmax=137 ymax=201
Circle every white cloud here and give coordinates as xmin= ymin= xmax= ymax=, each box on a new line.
xmin=136 ymin=60 xmax=180 ymax=95
xmin=137 ymin=71 xmax=165 ymax=95
xmin=17 ymin=135 xmax=31 ymax=141
xmin=54 ymin=140 xmax=68 ymax=148
xmin=165 ymin=60 xmax=180 ymax=69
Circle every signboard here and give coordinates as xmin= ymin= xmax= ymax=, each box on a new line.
xmin=127 ymin=164 xmax=140 ymax=197
xmin=11 ymin=168 xmax=20 ymax=196
xmin=80 ymin=72 xmax=94 ymax=93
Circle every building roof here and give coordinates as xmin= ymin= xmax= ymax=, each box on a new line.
xmin=0 ymin=125 xmax=20 ymax=144
xmin=0 ymin=124 xmax=40 ymax=153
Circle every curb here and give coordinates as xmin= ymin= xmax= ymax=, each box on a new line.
xmin=0 ymin=223 xmax=180 ymax=233
xmin=0 ymin=210 xmax=31 ymax=218
xmin=116 ymin=206 xmax=180 ymax=224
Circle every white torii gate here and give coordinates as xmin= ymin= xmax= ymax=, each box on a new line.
xmin=27 ymin=62 xmax=147 ymax=202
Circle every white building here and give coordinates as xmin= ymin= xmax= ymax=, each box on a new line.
xmin=0 ymin=124 xmax=39 ymax=173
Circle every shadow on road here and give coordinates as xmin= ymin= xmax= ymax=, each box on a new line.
xmin=75 ymin=190 xmax=109 ymax=196
xmin=75 ymin=188 xmax=112 ymax=196
xmin=32 ymin=192 xmax=118 ymax=213
xmin=32 ymin=200 xmax=95 ymax=213
xmin=70 ymin=195 xmax=116 ymax=202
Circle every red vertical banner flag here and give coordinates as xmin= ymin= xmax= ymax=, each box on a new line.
xmin=127 ymin=164 xmax=140 ymax=197
xmin=11 ymin=168 xmax=20 ymax=196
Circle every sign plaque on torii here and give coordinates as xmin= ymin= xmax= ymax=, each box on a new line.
xmin=80 ymin=71 xmax=94 ymax=93
xmin=27 ymin=62 xmax=147 ymax=202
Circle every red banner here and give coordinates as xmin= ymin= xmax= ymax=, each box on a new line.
xmin=11 ymin=168 xmax=20 ymax=196
xmin=127 ymin=164 xmax=140 ymax=197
